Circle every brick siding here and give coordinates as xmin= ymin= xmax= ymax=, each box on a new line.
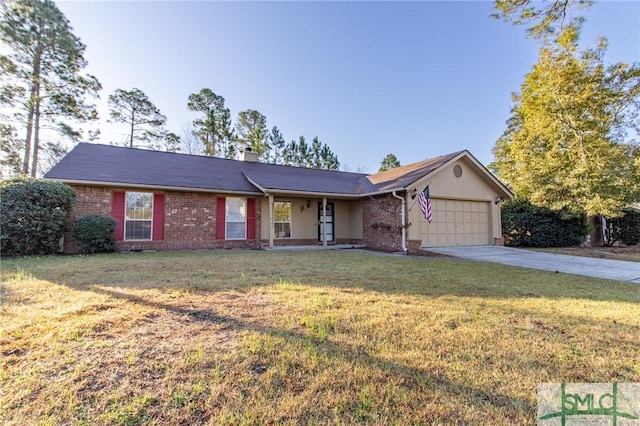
xmin=66 ymin=185 xmax=261 ymax=253
xmin=362 ymin=194 xmax=404 ymax=252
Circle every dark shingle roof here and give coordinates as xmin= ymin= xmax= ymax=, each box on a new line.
xmin=45 ymin=143 xmax=373 ymax=196
xmin=45 ymin=143 xmax=476 ymax=197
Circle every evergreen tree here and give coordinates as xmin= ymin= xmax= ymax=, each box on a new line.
xmin=1 ymin=0 xmax=101 ymax=176
xmin=282 ymin=135 xmax=340 ymax=170
xmin=267 ymin=126 xmax=286 ymax=164
xmin=187 ymin=88 xmax=230 ymax=157
xmin=379 ymin=153 xmax=401 ymax=171
xmin=108 ymin=88 xmax=167 ymax=148
xmin=234 ymin=109 xmax=269 ymax=160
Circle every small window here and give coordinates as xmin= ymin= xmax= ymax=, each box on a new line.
xmin=125 ymin=192 xmax=153 ymax=240
xmin=274 ymin=201 xmax=291 ymax=238
xmin=226 ymin=197 xmax=247 ymax=239
xmin=453 ymin=164 xmax=463 ymax=177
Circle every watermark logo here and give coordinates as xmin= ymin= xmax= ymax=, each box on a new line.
xmin=538 ymin=383 xmax=640 ymax=425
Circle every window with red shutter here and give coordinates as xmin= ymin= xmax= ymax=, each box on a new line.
xmin=152 ymin=193 xmax=164 ymax=241
xmin=114 ymin=191 xmax=164 ymax=241
xmin=112 ymin=191 xmax=125 ymax=241
xmin=216 ymin=197 xmax=226 ymax=239
xmin=247 ymin=198 xmax=256 ymax=239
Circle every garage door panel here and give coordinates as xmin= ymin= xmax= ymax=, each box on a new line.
xmin=419 ymin=199 xmax=490 ymax=247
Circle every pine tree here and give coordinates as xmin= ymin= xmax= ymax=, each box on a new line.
xmin=108 ymin=88 xmax=167 ymax=148
xmin=1 ymin=0 xmax=101 ymax=176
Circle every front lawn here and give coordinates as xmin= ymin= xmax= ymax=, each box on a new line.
xmin=1 ymin=250 xmax=639 ymax=425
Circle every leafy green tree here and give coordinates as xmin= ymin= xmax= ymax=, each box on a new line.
xmin=108 ymin=88 xmax=167 ymax=148
xmin=234 ymin=109 xmax=269 ymax=160
xmin=492 ymin=0 xmax=591 ymax=39
xmin=379 ymin=153 xmax=401 ymax=172
xmin=492 ymin=28 xmax=640 ymax=219
xmin=1 ymin=0 xmax=101 ymax=177
xmin=187 ymin=88 xmax=231 ymax=156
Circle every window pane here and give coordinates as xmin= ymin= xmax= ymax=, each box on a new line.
xmin=275 ymin=223 xmax=291 ymax=238
xmin=226 ymin=198 xmax=246 ymax=239
xmin=226 ymin=222 xmax=246 ymax=239
xmin=125 ymin=221 xmax=152 ymax=240
xmin=226 ymin=198 xmax=246 ymax=222
xmin=126 ymin=192 xmax=153 ymax=220
xmin=274 ymin=202 xmax=291 ymax=222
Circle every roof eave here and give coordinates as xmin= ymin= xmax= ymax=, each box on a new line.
xmin=43 ymin=178 xmax=264 ymax=196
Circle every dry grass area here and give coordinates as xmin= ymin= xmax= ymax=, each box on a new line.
xmin=532 ymin=246 xmax=640 ymax=262
xmin=1 ymin=249 xmax=639 ymax=425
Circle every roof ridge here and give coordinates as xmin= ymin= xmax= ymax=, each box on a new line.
xmin=74 ymin=142 xmax=368 ymax=176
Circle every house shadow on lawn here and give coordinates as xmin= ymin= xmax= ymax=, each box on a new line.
xmin=90 ymin=285 xmax=538 ymax=422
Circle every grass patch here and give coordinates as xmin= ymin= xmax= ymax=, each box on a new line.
xmin=1 ymin=249 xmax=639 ymax=424
xmin=531 ymin=246 xmax=640 ymax=262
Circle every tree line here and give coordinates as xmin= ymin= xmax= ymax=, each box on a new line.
xmin=107 ymin=86 xmax=341 ymax=170
xmin=0 ymin=0 xmax=340 ymax=177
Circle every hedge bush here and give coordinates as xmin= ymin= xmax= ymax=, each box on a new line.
xmin=73 ymin=214 xmax=118 ymax=254
xmin=607 ymin=209 xmax=640 ymax=246
xmin=1 ymin=178 xmax=76 ymax=256
xmin=501 ymin=199 xmax=589 ymax=248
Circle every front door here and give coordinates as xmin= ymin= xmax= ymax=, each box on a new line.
xmin=318 ymin=202 xmax=334 ymax=242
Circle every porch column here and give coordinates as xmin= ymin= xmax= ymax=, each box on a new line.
xmin=322 ymin=197 xmax=327 ymax=247
xmin=268 ymin=194 xmax=274 ymax=248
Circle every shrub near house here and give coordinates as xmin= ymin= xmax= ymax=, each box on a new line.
xmin=501 ymin=199 xmax=589 ymax=247
xmin=0 ymin=178 xmax=76 ymax=256
xmin=73 ymin=214 xmax=118 ymax=254
xmin=607 ymin=209 xmax=640 ymax=246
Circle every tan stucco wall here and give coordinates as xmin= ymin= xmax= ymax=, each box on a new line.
xmin=406 ymin=157 xmax=505 ymax=244
xmin=260 ymin=197 xmax=362 ymax=241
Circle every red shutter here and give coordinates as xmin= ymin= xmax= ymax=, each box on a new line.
xmin=247 ymin=198 xmax=256 ymax=240
xmin=152 ymin=193 xmax=164 ymax=241
xmin=112 ymin=191 xmax=125 ymax=241
xmin=216 ymin=197 xmax=226 ymax=239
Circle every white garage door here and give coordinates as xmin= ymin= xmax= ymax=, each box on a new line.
xmin=419 ymin=199 xmax=490 ymax=247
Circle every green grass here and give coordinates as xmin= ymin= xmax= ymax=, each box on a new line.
xmin=1 ymin=249 xmax=639 ymax=425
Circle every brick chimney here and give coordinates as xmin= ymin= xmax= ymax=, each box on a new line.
xmin=241 ymin=148 xmax=259 ymax=162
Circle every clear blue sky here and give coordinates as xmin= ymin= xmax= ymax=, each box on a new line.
xmin=56 ymin=0 xmax=639 ymax=173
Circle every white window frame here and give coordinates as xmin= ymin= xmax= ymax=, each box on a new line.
xmin=124 ymin=192 xmax=153 ymax=241
xmin=226 ymin=197 xmax=247 ymax=240
xmin=274 ymin=201 xmax=291 ymax=239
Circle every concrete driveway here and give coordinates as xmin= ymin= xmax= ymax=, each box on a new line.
xmin=425 ymin=246 xmax=640 ymax=284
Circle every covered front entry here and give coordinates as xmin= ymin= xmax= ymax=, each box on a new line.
xmin=419 ymin=198 xmax=490 ymax=246
xmin=318 ymin=202 xmax=334 ymax=242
